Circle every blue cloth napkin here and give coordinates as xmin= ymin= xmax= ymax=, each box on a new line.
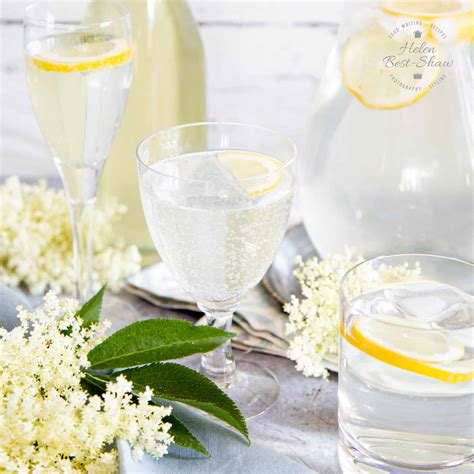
xmin=0 ymin=284 xmax=32 ymax=330
xmin=118 ymin=403 xmax=313 ymax=474
xmin=0 ymin=285 xmax=312 ymax=474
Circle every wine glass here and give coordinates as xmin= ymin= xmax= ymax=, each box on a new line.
xmin=137 ymin=122 xmax=296 ymax=418
xmin=24 ymin=2 xmax=132 ymax=304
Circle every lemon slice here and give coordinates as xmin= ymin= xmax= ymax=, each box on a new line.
xmin=342 ymin=27 xmax=440 ymax=109
xmin=342 ymin=316 xmax=473 ymax=384
xmin=382 ymin=0 xmax=471 ymax=19
xmin=354 ymin=315 xmax=465 ymax=362
xmin=433 ymin=9 xmax=474 ymax=42
xmin=219 ymin=151 xmax=283 ymax=196
xmin=456 ymin=9 xmax=474 ymax=41
xmin=30 ymin=34 xmax=132 ymax=73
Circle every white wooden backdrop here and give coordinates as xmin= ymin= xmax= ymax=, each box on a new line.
xmin=0 ymin=0 xmax=343 ymax=178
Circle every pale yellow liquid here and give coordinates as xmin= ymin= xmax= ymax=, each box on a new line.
xmin=26 ymin=33 xmax=132 ymax=201
xmin=140 ymin=150 xmax=294 ymax=303
xmin=93 ymin=0 xmax=206 ymax=250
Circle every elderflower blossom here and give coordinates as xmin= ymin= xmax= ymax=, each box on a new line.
xmin=0 ymin=292 xmax=173 ymax=473
xmin=284 ymin=249 xmax=420 ymax=378
xmin=0 ymin=177 xmax=141 ymax=295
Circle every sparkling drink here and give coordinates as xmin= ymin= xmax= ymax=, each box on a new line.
xmin=137 ymin=123 xmax=296 ymax=418
xmin=339 ymin=255 xmax=474 ymax=472
xmin=140 ymin=150 xmax=294 ymax=303
xmin=26 ymin=32 xmax=132 ymax=200
xmin=24 ymin=3 xmax=132 ymax=302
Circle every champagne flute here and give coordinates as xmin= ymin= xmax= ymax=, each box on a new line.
xmin=24 ymin=2 xmax=132 ymax=303
xmin=137 ymin=122 xmax=296 ymax=418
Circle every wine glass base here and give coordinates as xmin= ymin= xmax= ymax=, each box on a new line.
xmin=205 ymin=360 xmax=280 ymax=421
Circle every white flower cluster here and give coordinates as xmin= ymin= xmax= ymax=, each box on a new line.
xmin=0 ymin=177 xmax=141 ymax=295
xmin=284 ymin=249 xmax=420 ymax=378
xmin=284 ymin=249 xmax=363 ymax=378
xmin=0 ymin=292 xmax=173 ymax=473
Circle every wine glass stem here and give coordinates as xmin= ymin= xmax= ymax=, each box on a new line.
xmin=69 ymin=198 xmax=95 ymax=303
xmin=200 ymin=309 xmax=236 ymax=384
xmin=58 ymin=162 xmax=103 ymax=303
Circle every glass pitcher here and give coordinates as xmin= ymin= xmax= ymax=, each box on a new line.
xmin=90 ymin=0 xmax=206 ymax=252
xmin=302 ymin=0 xmax=473 ymax=261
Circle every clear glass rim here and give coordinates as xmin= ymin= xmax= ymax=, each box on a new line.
xmin=340 ymin=253 xmax=474 ymax=326
xmin=24 ymin=2 xmax=130 ymax=30
xmin=136 ymin=121 xmax=297 ymax=185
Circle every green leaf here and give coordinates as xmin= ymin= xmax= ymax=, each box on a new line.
xmin=82 ymin=372 xmax=210 ymax=456
xmin=113 ymin=363 xmax=249 ymax=443
xmin=164 ymin=414 xmax=209 ymax=456
xmin=81 ymin=373 xmax=108 ymax=395
xmin=76 ymin=285 xmax=106 ymax=328
xmin=87 ymin=319 xmax=234 ymax=370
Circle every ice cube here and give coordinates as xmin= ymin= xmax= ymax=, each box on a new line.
xmin=384 ymin=281 xmax=465 ymax=329
xmin=352 ymin=289 xmax=402 ymax=319
xmin=186 ymin=153 xmax=254 ymax=204
xmin=146 ymin=152 xmax=253 ymax=207
xmin=449 ymin=296 xmax=473 ymax=348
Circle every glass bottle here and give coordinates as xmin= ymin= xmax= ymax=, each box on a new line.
xmin=92 ymin=0 xmax=206 ymax=252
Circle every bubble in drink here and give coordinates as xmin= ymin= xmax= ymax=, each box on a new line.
xmin=140 ymin=150 xmax=294 ymax=304
xmin=26 ymin=33 xmax=132 ymax=198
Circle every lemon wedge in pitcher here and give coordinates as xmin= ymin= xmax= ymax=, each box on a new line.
xmin=343 ymin=315 xmax=474 ymax=384
xmin=432 ymin=9 xmax=474 ymax=42
xmin=382 ymin=0 xmax=471 ymax=19
xmin=30 ymin=34 xmax=132 ymax=73
xmin=342 ymin=27 xmax=440 ymax=109
xmin=219 ymin=151 xmax=284 ymax=196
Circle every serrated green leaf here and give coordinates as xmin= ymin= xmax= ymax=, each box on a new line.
xmin=76 ymin=285 xmax=106 ymax=328
xmin=164 ymin=414 xmax=209 ymax=456
xmin=82 ymin=372 xmax=210 ymax=456
xmin=113 ymin=363 xmax=249 ymax=443
xmin=80 ymin=376 xmax=206 ymax=457
xmin=87 ymin=319 xmax=234 ymax=370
